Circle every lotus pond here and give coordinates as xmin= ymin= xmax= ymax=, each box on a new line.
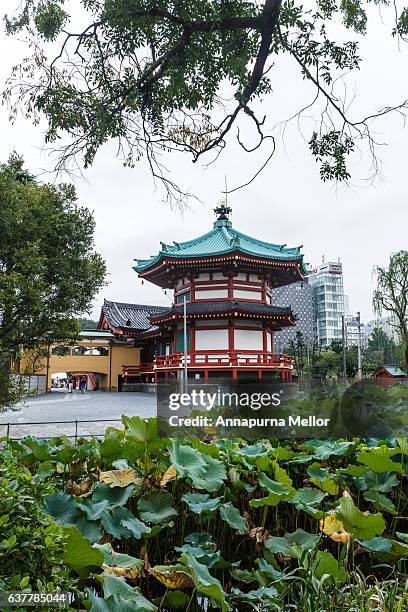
xmin=1 ymin=416 xmax=408 ymax=611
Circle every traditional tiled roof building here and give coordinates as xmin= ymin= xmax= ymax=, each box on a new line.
xmin=98 ymin=204 xmax=306 ymax=385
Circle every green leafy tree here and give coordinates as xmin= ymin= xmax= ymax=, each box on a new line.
xmin=345 ymin=345 xmax=358 ymax=378
xmin=373 ymin=251 xmax=408 ymax=374
xmin=317 ymin=344 xmax=358 ymax=379
xmin=287 ymin=331 xmax=309 ymax=380
xmin=330 ymin=339 xmax=343 ymax=355
xmin=316 ymin=349 xmax=340 ymax=379
xmin=363 ymin=326 xmax=397 ymax=374
xmin=395 ymin=340 xmax=407 ymax=371
xmin=363 ymin=348 xmax=386 ymax=375
xmin=78 ymin=318 xmax=98 ymax=331
xmin=0 ymin=154 xmax=106 ymax=409
xmin=367 ymin=327 xmax=395 ymax=353
xmin=3 ymin=1 xmax=408 ymax=203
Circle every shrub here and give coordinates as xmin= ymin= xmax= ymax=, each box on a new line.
xmin=0 ymin=451 xmax=76 ymax=593
xmin=3 ymin=420 xmax=408 ymax=610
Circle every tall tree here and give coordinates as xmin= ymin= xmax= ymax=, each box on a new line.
xmin=367 ymin=326 xmax=395 ymax=353
xmin=362 ymin=327 xmax=396 ymax=374
xmin=287 ymin=331 xmax=308 ymax=380
xmin=373 ymin=251 xmax=408 ymax=373
xmin=0 ymin=154 xmax=106 ymax=408
xmin=78 ymin=318 xmax=98 ymax=331
xmin=3 ymin=1 xmax=408 ymax=203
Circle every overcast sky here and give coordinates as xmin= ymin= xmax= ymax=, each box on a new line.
xmin=0 ymin=1 xmax=407 ymax=323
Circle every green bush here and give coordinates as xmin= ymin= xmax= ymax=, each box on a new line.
xmin=0 ymin=369 xmax=21 ymax=413
xmin=0 ymin=451 xmax=76 ymax=593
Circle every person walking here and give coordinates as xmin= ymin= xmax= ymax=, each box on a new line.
xmin=80 ymin=376 xmax=87 ymax=394
xmin=67 ymin=377 xmax=74 ymax=397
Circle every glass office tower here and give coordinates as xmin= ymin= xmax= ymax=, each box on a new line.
xmin=308 ymin=262 xmax=345 ymax=347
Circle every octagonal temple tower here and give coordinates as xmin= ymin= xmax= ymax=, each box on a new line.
xmin=133 ymin=205 xmax=307 ymax=383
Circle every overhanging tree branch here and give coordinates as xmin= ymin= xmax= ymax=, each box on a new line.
xmin=4 ymin=0 xmax=408 ymax=204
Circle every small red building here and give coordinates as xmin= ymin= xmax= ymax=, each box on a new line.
xmin=372 ymin=364 xmax=407 ymax=387
xmin=118 ymin=204 xmax=307 ymax=384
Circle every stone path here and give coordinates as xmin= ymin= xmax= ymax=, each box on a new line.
xmin=0 ymin=391 xmax=156 ymax=439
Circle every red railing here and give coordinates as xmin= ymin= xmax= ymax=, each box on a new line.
xmin=122 ymin=363 xmax=154 ymax=375
xmin=154 ymin=352 xmax=292 ymax=369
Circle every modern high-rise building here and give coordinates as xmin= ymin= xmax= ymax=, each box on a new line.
xmin=273 ymin=280 xmax=315 ymax=352
xmin=308 ymin=262 xmax=345 ymax=347
xmin=344 ymin=294 xmax=350 ymax=316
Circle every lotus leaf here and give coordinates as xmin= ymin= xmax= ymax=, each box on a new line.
xmin=335 ymin=495 xmax=386 ymax=539
xmin=137 ymin=491 xmax=178 ymax=524
xmin=219 ymin=502 xmax=247 ymax=534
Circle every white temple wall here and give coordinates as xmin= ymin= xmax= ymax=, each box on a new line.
xmin=234 ymin=319 xmax=261 ymax=328
xmin=234 ymin=329 xmax=264 ymax=351
xmin=195 ymin=289 xmax=228 ymax=300
xmin=233 ymin=289 xmax=263 ymax=300
xmin=195 ymin=329 xmax=229 ymax=350
xmin=195 ymin=319 xmax=228 ymax=327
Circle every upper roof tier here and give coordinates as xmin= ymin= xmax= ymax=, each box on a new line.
xmin=134 ymin=206 xmax=307 ymax=288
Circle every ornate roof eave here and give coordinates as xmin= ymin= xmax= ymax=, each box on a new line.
xmin=150 ymin=309 xmax=296 ymax=327
xmin=98 ymin=313 xmax=150 ymax=336
xmin=98 ymin=299 xmax=169 ymax=332
xmin=134 ymin=206 xmax=307 ymax=284
xmin=135 ymin=326 xmax=164 ymax=340
xmin=134 ymin=251 xmax=306 ymax=284
xmin=151 ymin=315 xmax=296 ymax=332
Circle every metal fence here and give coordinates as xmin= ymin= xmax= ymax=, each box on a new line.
xmin=0 ymin=418 xmax=124 ymax=442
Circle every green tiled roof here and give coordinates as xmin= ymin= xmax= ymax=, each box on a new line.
xmin=382 ymin=365 xmax=407 ymax=377
xmin=134 ymin=220 xmax=306 ymax=273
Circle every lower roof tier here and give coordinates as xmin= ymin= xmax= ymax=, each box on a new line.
xmin=98 ymin=299 xmax=297 ymax=339
xmin=150 ymin=300 xmax=296 ymax=329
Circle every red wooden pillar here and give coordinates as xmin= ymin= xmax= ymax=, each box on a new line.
xmin=227 ymin=274 xmax=233 ymax=299
xmin=261 ymin=278 xmax=266 ymax=303
xmin=258 ymin=370 xmax=262 ymax=381
xmin=228 ymin=318 xmax=236 ymax=377
xmin=190 ymin=277 xmax=195 ymax=301
xmin=228 ymin=318 xmax=234 ymax=353
xmin=263 ymin=325 xmax=267 ymax=364
xmin=204 ymin=370 xmax=209 ymax=383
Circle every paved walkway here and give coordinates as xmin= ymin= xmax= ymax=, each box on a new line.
xmin=0 ymin=391 xmax=156 ymax=439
